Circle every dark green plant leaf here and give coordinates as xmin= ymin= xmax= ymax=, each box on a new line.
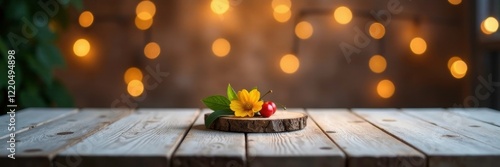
xmin=20 ymin=86 xmax=47 ymax=107
xmin=227 ymin=83 xmax=238 ymax=101
xmin=45 ymin=80 xmax=74 ymax=107
xmin=204 ymin=109 xmax=234 ymax=128
xmin=70 ymin=0 xmax=84 ymax=11
xmin=202 ymin=95 xmax=231 ymax=111
xmin=26 ymin=55 xmax=52 ymax=85
xmin=36 ymin=44 xmax=65 ymax=68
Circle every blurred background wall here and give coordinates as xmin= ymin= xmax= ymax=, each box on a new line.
xmin=47 ymin=0 xmax=500 ymax=108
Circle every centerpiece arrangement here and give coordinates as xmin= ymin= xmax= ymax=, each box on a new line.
xmin=202 ymin=84 xmax=307 ymax=133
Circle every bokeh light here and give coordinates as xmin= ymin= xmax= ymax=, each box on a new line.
xmin=211 ymin=0 xmax=230 ymax=15
xmin=450 ymin=59 xmax=468 ymax=79
xmin=144 ymin=42 xmax=161 ymax=59
xmin=410 ymin=37 xmax=427 ymax=55
xmin=136 ymin=1 xmax=156 ymax=20
xmin=377 ymin=79 xmax=395 ymax=99
xmin=448 ymin=0 xmax=461 ymax=5
xmin=127 ymin=80 xmax=144 ymax=97
xmin=79 ymin=11 xmax=94 ymax=28
xmin=369 ymin=22 xmax=385 ymax=39
xmin=212 ymin=38 xmax=231 ymax=57
xmin=135 ymin=16 xmax=153 ymax=30
xmin=273 ymin=10 xmax=291 ymax=23
xmin=280 ymin=54 xmax=300 ymax=74
xmin=73 ymin=39 xmax=90 ymax=57
xmin=333 ymin=6 xmax=352 ymax=25
xmin=447 ymin=56 xmax=462 ymax=70
xmin=272 ymin=0 xmax=291 ymax=9
xmin=369 ymin=55 xmax=387 ymax=73
xmin=481 ymin=17 xmax=499 ymax=35
xmin=124 ymin=67 xmax=143 ymax=84
xmin=295 ymin=21 xmax=313 ymax=39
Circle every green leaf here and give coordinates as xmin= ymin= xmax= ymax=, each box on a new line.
xmin=45 ymin=80 xmax=74 ymax=107
xmin=205 ymin=109 xmax=234 ymax=128
xmin=36 ymin=44 xmax=65 ymax=69
xmin=227 ymin=84 xmax=238 ymax=101
xmin=202 ymin=95 xmax=230 ymax=111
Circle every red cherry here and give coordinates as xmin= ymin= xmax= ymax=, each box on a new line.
xmin=260 ymin=101 xmax=277 ymax=117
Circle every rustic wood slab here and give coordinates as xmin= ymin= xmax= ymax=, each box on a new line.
xmin=0 ymin=108 xmax=78 ymax=139
xmin=403 ymin=108 xmax=500 ymax=150
xmin=0 ymin=108 xmax=132 ymax=167
xmin=353 ymin=108 xmax=500 ymax=167
xmin=206 ymin=111 xmax=307 ymax=133
xmin=447 ymin=108 xmax=500 ymax=127
xmin=247 ymin=109 xmax=345 ymax=167
xmin=173 ymin=109 xmax=245 ymax=167
xmin=308 ymin=109 xmax=426 ymax=167
xmin=55 ymin=108 xmax=199 ymax=167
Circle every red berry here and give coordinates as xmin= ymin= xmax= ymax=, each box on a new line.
xmin=260 ymin=101 xmax=277 ymax=118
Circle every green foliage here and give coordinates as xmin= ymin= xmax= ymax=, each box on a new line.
xmin=202 ymin=95 xmax=231 ymax=111
xmin=0 ymin=0 xmax=82 ymax=109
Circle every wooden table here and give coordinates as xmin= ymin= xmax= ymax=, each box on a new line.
xmin=1 ymin=108 xmax=500 ymax=167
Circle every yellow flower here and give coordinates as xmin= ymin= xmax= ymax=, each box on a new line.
xmin=230 ymin=89 xmax=263 ymax=117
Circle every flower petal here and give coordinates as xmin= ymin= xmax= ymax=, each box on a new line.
xmin=238 ymin=89 xmax=249 ymax=104
xmin=248 ymin=89 xmax=261 ymax=103
xmin=234 ymin=109 xmax=248 ymax=117
xmin=252 ymin=100 xmax=263 ymax=112
xmin=230 ymin=100 xmax=244 ymax=113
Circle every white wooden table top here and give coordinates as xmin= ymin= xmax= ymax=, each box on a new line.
xmin=1 ymin=108 xmax=500 ymax=167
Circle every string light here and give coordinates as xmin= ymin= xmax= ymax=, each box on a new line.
xmin=272 ymin=0 xmax=292 ymax=23
xmin=272 ymin=0 xmax=291 ymax=9
xmin=212 ymin=38 xmax=231 ymax=57
xmin=410 ymin=37 xmax=427 ymax=55
xmin=135 ymin=16 xmax=153 ymax=30
xmin=73 ymin=39 xmax=90 ymax=57
xmin=124 ymin=67 xmax=143 ymax=84
xmin=79 ymin=11 xmax=94 ymax=28
xmin=273 ymin=10 xmax=291 ymax=23
xmin=333 ymin=6 xmax=352 ymax=25
xmin=481 ymin=17 xmax=499 ymax=35
xmin=377 ymin=79 xmax=395 ymax=98
xmin=136 ymin=1 xmax=156 ymax=20
xmin=144 ymin=42 xmax=161 ymax=59
xmin=295 ymin=21 xmax=313 ymax=39
xmin=280 ymin=54 xmax=300 ymax=74
xmin=211 ymin=0 xmax=230 ymax=15
xmin=127 ymin=80 xmax=144 ymax=97
xmin=449 ymin=58 xmax=467 ymax=79
xmin=369 ymin=55 xmax=387 ymax=73
xmin=369 ymin=22 xmax=385 ymax=39
xmin=448 ymin=0 xmax=462 ymax=5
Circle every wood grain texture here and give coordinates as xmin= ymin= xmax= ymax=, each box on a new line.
xmin=207 ymin=111 xmax=307 ymax=133
xmin=173 ymin=109 xmax=245 ymax=167
xmin=0 ymin=108 xmax=132 ymax=167
xmin=247 ymin=109 xmax=345 ymax=167
xmin=403 ymin=108 xmax=500 ymax=150
xmin=0 ymin=108 xmax=78 ymax=139
xmin=353 ymin=108 xmax=500 ymax=167
xmin=447 ymin=108 xmax=500 ymax=127
xmin=55 ymin=108 xmax=199 ymax=167
xmin=308 ymin=109 xmax=425 ymax=167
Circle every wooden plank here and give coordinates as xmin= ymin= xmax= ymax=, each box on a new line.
xmin=0 ymin=108 xmax=132 ymax=167
xmin=0 ymin=108 xmax=78 ymax=139
xmin=308 ymin=109 xmax=425 ymax=167
xmin=172 ymin=109 xmax=245 ymax=167
xmin=353 ymin=108 xmax=500 ymax=167
xmin=447 ymin=108 xmax=500 ymax=127
xmin=247 ymin=109 xmax=345 ymax=167
xmin=55 ymin=108 xmax=199 ymax=167
xmin=403 ymin=108 xmax=500 ymax=150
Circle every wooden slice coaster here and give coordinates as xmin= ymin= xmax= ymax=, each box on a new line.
xmin=205 ymin=111 xmax=308 ymax=133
